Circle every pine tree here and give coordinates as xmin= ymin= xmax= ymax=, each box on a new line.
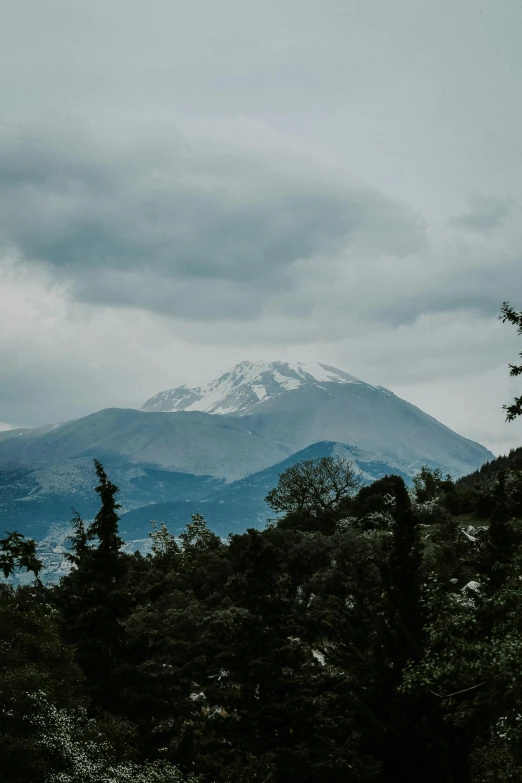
xmin=64 ymin=510 xmax=88 ymax=568
xmin=56 ymin=461 xmax=131 ymax=712
xmin=89 ymin=460 xmax=124 ymax=555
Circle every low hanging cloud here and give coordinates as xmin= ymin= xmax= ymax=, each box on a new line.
xmin=0 ymin=121 xmax=427 ymax=321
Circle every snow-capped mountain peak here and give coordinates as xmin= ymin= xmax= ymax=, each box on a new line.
xmin=141 ymin=360 xmax=362 ymax=415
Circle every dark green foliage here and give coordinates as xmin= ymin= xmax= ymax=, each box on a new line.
xmin=413 ymin=466 xmax=454 ymax=504
xmin=432 ymin=448 xmax=522 ymax=520
xmin=89 ymin=460 xmax=124 ymax=553
xmin=500 ymin=301 xmax=522 ymax=421
xmin=0 ymin=583 xmax=82 ymax=783
xmin=457 ymin=446 xmax=522 ymax=489
xmin=265 ymin=455 xmax=360 ymax=525
xmin=65 ymin=510 xmax=88 ymax=566
xmin=55 ymin=461 xmax=131 ymax=712
xmin=351 ymin=473 xmax=404 ymax=520
xmin=4 ymin=440 xmax=522 ymax=781
xmin=0 ymin=530 xmax=42 ymax=579
xmin=476 ymin=472 xmax=522 ymax=593
xmin=386 ymin=476 xmax=424 ymax=657
xmin=357 ymin=476 xmax=456 ymax=782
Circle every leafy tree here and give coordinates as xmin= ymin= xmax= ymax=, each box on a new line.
xmin=200 ymin=526 xmax=380 ymax=782
xmin=179 ymin=513 xmax=222 ymax=556
xmin=0 ymin=530 xmax=42 ymax=579
xmin=351 ymin=473 xmax=403 ymax=522
xmin=149 ymin=520 xmax=180 ymax=560
xmin=500 ymin=301 xmax=522 ymax=421
xmin=386 ymin=476 xmax=424 ymax=657
xmin=266 ymin=456 xmax=360 ymax=534
xmin=402 ymin=552 xmax=522 ymax=781
xmin=64 ymin=510 xmax=89 ymax=568
xmin=352 ymin=475 xmax=460 ymax=782
xmin=29 ymin=693 xmax=201 ymax=783
xmin=412 ymin=466 xmax=454 ymax=504
xmin=0 ymin=584 xmax=83 ymax=783
xmin=117 ymin=515 xmax=228 ymax=771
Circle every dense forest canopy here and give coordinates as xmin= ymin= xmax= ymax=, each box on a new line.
xmin=1 ymin=448 xmax=522 ymax=782
xmin=1 ymin=304 xmax=521 ymax=782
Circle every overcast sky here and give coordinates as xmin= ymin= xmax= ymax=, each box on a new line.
xmin=1 ymin=0 xmax=521 ymax=455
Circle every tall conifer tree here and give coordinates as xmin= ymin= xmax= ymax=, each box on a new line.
xmin=57 ymin=461 xmax=130 ymax=712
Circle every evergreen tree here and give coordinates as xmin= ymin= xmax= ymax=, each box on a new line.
xmin=89 ymin=460 xmax=124 ymax=554
xmin=56 ymin=461 xmax=131 ymax=713
xmin=64 ymin=510 xmax=89 ymax=568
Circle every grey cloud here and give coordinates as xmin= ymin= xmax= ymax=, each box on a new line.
xmin=0 ymin=123 xmax=426 ymax=319
xmin=450 ymin=194 xmax=514 ymax=234
xmin=374 ymin=257 xmax=522 ymax=327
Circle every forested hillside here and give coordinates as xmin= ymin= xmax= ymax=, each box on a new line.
xmin=2 ymin=450 xmax=522 ymax=782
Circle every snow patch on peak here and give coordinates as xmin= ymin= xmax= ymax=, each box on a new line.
xmin=141 ymin=360 xmax=362 ymax=415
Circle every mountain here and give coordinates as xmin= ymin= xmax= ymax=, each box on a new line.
xmin=142 ymin=360 xmax=494 ymax=478
xmin=141 ymin=361 xmax=361 ymax=415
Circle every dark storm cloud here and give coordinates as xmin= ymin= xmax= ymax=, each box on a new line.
xmin=0 ymin=124 xmax=426 ymax=318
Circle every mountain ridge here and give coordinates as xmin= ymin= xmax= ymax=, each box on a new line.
xmin=141 ymin=360 xmax=364 ymax=415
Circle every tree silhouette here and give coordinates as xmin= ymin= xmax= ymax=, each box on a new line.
xmin=500 ymin=301 xmax=522 ymax=421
